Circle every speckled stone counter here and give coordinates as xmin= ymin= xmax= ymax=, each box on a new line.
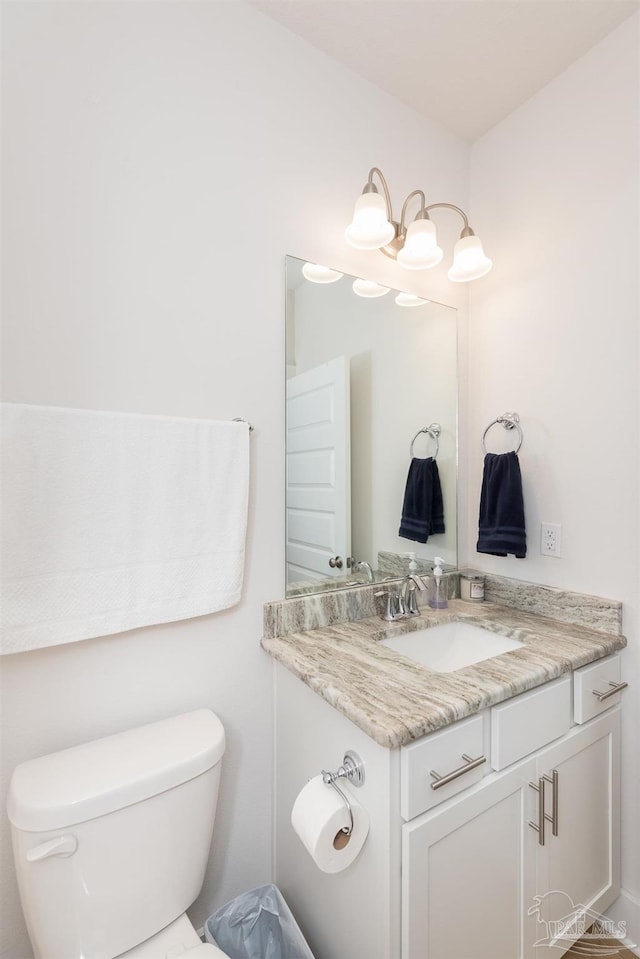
xmin=261 ymin=598 xmax=626 ymax=749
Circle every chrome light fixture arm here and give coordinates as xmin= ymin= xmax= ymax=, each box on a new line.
xmin=364 ymin=167 xmax=394 ymax=217
xmin=362 ymin=166 xmax=391 ymax=202
xmin=399 ymin=189 xmax=427 ymax=235
xmin=366 ymin=167 xmax=401 ymax=253
xmin=425 ymin=201 xmax=474 ymax=238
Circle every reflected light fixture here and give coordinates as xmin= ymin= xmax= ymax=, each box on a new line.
xmin=345 ymin=167 xmax=492 ymax=282
xmin=352 ymin=278 xmax=390 ymax=298
xmin=395 ymin=292 xmax=431 ymax=308
xmin=302 ymin=262 xmax=344 ymax=284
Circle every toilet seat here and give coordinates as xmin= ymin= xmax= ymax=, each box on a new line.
xmin=181 ymin=944 xmax=229 ymax=958
xmin=118 ymin=915 xmax=229 ymax=959
xmin=121 ymin=938 xmax=229 ymax=959
xmin=122 ymin=942 xmax=228 ymax=959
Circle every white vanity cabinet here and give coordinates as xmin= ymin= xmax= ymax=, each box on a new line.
xmin=402 ymin=707 xmax=620 ymax=959
xmin=273 ymin=655 xmax=622 ymax=959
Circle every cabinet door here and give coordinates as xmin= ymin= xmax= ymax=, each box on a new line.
xmin=530 ymin=707 xmax=620 ymax=951
xmin=402 ymin=758 xmax=537 ymax=959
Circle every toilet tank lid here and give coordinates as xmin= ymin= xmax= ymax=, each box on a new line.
xmin=8 ymin=709 xmax=225 ymax=832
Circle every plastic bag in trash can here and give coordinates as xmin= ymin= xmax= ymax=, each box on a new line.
xmin=204 ymin=884 xmax=315 ymax=959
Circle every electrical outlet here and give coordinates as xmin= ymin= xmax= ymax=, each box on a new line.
xmin=540 ymin=523 xmax=562 ymax=557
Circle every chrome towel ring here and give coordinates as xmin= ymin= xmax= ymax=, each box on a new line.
xmin=410 ymin=423 xmax=441 ymax=459
xmin=482 ymin=412 xmax=522 ymax=454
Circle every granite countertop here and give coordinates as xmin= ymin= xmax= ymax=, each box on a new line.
xmin=261 ymin=599 xmax=626 ymax=748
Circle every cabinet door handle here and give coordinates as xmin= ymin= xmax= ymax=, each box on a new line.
xmin=529 ymin=777 xmax=546 ymax=846
xmin=543 ymin=769 xmax=559 ymax=836
xmin=592 ymin=680 xmax=628 ymax=702
xmin=429 ymin=753 xmax=486 ymax=791
xmin=328 ymin=556 xmax=343 ymax=569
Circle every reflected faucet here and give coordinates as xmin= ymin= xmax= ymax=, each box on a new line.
xmin=354 ymin=560 xmax=374 ymax=583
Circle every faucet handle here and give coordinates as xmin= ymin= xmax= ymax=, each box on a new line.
xmin=405 ymin=584 xmax=420 ymax=616
xmin=375 ymin=589 xmax=401 ymax=621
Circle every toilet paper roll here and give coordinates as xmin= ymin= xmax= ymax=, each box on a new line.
xmin=291 ymin=774 xmax=370 ymax=874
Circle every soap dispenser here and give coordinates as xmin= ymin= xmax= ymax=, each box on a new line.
xmin=429 ymin=557 xmax=448 ymax=609
xmin=407 ymin=551 xmax=418 ymax=572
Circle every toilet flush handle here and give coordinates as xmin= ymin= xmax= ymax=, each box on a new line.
xmin=26 ymin=835 xmax=78 ymax=862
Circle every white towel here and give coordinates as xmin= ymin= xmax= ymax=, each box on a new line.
xmin=1 ymin=403 xmax=250 ymax=654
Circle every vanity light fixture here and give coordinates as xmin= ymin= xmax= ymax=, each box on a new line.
xmin=352 ymin=278 xmax=390 ymax=298
xmin=302 ymin=262 xmax=344 ymax=284
xmin=395 ymin=292 xmax=431 ymax=308
xmin=346 ymin=167 xmax=492 ymax=282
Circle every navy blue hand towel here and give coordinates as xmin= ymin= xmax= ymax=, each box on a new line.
xmin=477 ymin=451 xmax=526 ymax=558
xmin=399 ymin=457 xmax=445 ymax=544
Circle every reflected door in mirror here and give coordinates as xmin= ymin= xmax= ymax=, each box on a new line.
xmin=285 ymin=355 xmax=351 ymax=587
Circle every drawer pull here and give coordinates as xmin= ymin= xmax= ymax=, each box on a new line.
xmin=528 ymin=777 xmax=546 ymax=846
xmin=430 ymin=753 xmax=486 ymax=791
xmin=543 ymin=769 xmax=559 ymax=837
xmin=592 ymin=680 xmax=628 ymax=702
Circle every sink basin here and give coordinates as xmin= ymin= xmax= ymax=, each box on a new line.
xmin=379 ymin=621 xmax=524 ymax=673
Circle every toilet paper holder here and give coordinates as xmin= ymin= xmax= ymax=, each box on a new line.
xmin=321 ymin=750 xmax=365 ymax=837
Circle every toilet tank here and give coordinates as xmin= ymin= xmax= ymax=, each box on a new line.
xmin=7 ymin=709 xmax=225 ymax=959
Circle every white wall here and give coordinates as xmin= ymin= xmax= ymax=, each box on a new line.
xmin=0 ymin=3 xmax=468 ymax=956
xmin=467 ymin=13 xmax=640 ymax=940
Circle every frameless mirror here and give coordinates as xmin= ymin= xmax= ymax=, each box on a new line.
xmin=285 ymin=255 xmax=457 ymax=597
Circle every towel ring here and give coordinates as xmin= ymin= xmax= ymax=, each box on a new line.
xmin=410 ymin=423 xmax=441 ymax=459
xmin=482 ymin=412 xmax=522 ymax=454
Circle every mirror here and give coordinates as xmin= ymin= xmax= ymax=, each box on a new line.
xmin=285 ymin=255 xmax=457 ymax=597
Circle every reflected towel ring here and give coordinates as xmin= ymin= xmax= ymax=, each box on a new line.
xmin=482 ymin=412 xmax=522 ymax=454
xmin=410 ymin=423 xmax=441 ymax=459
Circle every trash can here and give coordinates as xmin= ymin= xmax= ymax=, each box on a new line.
xmin=204 ymin=884 xmax=315 ymax=959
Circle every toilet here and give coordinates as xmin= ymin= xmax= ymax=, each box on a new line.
xmin=7 ymin=709 xmax=230 ymax=959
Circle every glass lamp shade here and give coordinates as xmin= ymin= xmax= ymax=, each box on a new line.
xmin=345 ymin=192 xmax=396 ymax=250
xmin=448 ymin=234 xmax=493 ymax=282
xmin=396 ymin=218 xmax=443 ymax=270
xmin=395 ymin=292 xmax=430 ymax=307
xmin=352 ymin=278 xmax=390 ymax=298
xmin=302 ymin=263 xmax=344 ymax=284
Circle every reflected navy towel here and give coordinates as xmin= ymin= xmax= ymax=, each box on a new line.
xmin=477 ymin=451 xmax=526 ymax=558
xmin=399 ymin=457 xmax=445 ymax=544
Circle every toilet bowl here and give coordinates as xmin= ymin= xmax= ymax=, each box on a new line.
xmin=118 ymin=914 xmax=227 ymax=958
xmin=7 ymin=710 xmax=230 ymax=959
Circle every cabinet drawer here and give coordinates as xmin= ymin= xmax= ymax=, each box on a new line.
xmin=490 ymin=676 xmax=571 ymax=771
xmin=400 ymin=715 xmax=486 ymax=821
xmin=574 ymin=654 xmax=626 ymax=724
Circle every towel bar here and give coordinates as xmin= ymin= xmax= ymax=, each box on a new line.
xmin=232 ymin=417 xmax=254 ymax=432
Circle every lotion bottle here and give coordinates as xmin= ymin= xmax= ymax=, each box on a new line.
xmin=429 ymin=556 xmax=448 ymax=609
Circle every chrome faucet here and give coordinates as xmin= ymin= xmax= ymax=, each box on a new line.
xmin=376 ymin=574 xmax=426 ymax=621
xmin=376 ymin=588 xmax=402 ymax=621
xmin=354 ymin=560 xmax=374 ymax=583
xmin=400 ymin=574 xmax=426 ymax=616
